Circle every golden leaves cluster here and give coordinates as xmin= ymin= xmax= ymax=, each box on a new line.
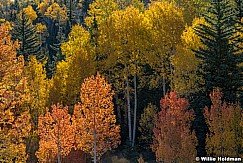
xmin=23 ymin=5 xmax=38 ymax=21
xmin=24 ymin=56 xmax=52 ymax=129
xmin=49 ymin=25 xmax=95 ymax=106
xmin=171 ymin=17 xmax=207 ymax=96
xmin=44 ymin=2 xmax=67 ymax=22
xmin=36 ymin=23 xmax=47 ymax=33
xmin=37 ymin=1 xmax=49 ymax=15
xmin=98 ymin=5 xmax=151 ymax=76
xmin=85 ymin=0 xmax=118 ymax=27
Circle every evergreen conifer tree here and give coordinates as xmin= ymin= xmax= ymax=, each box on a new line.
xmin=234 ymin=0 xmax=243 ymax=20
xmin=47 ymin=23 xmax=66 ymax=78
xmin=194 ymin=0 xmax=243 ymax=102
xmin=11 ymin=10 xmax=41 ymax=62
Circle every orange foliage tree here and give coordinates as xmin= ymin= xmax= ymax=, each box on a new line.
xmin=152 ymin=91 xmax=197 ymax=162
xmin=0 ymin=23 xmax=31 ymax=162
xmin=73 ymin=73 xmax=121 ymax=162
xmin=36 ymin=104 xmax=75 ymax=163
xmin=204 ymin=89 xmax=242 ymax=157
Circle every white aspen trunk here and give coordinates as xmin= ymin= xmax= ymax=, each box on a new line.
xmin=94 ymin=129 xmax=97 ymax=163
xmin=57 ymin=124 xmax=61 ymax=163
xmin=125 ymin=65 xmax=132 ymax=143
xmin=94 ymin=100 xmax=97 ymax=163
xmin=169 ymin=47 xmax=175 ymax=76
xmin=57 ymin=140 xmax=61 ymax=163
xmin=132 ymin=72 xmax=137 ymax=147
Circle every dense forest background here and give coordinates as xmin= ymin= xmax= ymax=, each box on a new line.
xmin=0 ymin=0 xmax=242 ymax=162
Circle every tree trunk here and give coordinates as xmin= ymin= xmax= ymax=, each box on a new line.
xmin=93 ymin=89 xmax=97 ymax=163
xmin=115 ymin=94 xmax=122 ymax=124
xmin=169 ymin=46 xmax=175 ymax=76
xmin=125 ymin=65 xmax=132 ymax=143
xmin=162 ymin=74 xmax=166 ymax=97
xmin=94 ymin=131 xmax=97 ymax=163
xmin=132 ymin=72 xmax=137 ymax=147
xmin=57 ymin=125 xmax=61 ymax=163
xmin=57 ymin=140 xmax=61 ymax=163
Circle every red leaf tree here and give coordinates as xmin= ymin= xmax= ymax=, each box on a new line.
xmin=204 ymin=89 xmax=242 ymax=157
xmin=36 ymin=103 xmax=75 ymax=163
xmin=152 ymin=91 xmax=197 ymax=162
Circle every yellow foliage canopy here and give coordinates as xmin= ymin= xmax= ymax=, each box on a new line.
xmin=144 ymin=1 xmax=185 ymax=82
xmin=24 ymin=56 xmax=52 ymax=129
xmin=49 ymin=25 xmax=95 ymax=106
xmin=98 ymin=6 xmax=151 ymax=74
xmin=85 ymin=0 xmax=118 ymax=27
xmin=23 ymin=5 xmax=38 ymax=21
xmin=36 ymin=23 xmax=47 ymax=33
xmin=171 ymin=17 xmax=206 ymax=96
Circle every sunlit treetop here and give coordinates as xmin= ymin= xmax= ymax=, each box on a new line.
xmin=37 ymin=1 xmax=49 ymax=15
xmin=181 ymin=17 xmax=207 ymax=50
xmin=44 ymin=2 xmax=68 ymax=22
xmin=36 ymin=23 xmax=47 ymax=33
xmin=23 ymin=5 xmax=37 ymax=21
xmin=145 ymin=1 xmax=185 ymax=48
xmin=61 ymin=24 xmax=92 ymax=59
xmin=85 ymin=0 xmax=118 ymax=27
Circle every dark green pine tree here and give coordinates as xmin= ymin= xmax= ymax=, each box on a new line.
xmin=46 ymin=18 xmax=66 ymax=78
xmin=234 ymin=0 xmax=243 ymax=20
xmin=194 ymin=0 xmax=243 ymax=102
xmin=11 ymin=10 xmax=42 ymax=62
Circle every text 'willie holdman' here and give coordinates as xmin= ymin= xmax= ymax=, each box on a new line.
xmin=200 ymin=156 xmax=242 ymax=162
